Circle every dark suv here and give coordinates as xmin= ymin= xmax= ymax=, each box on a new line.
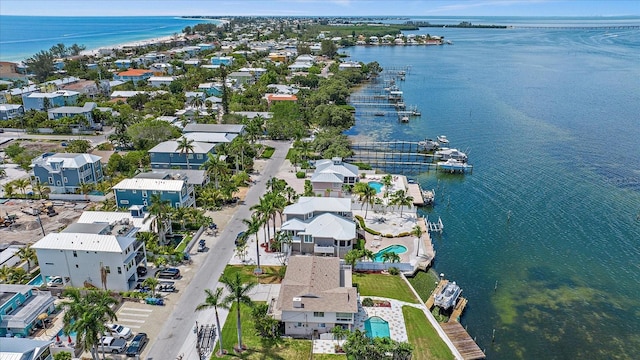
xmin=156 ymin=268 xmax=180 ymax=279
xmin=125 ymin=332 xmax=148 ymax=357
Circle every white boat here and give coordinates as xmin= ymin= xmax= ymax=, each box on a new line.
xmin=434 ymin=281 xmax=462 ymax=310
xmin=435 ymin=148 xmax=467 ymax=162
xmin=437 ymin=158 xmax=472 ymax=173
xmin=422 ymin=189 xmax=435 ymax=205
xmin=437 ymin=135 xmax=449 ymax=144
xmin=418 ymin=139 xmax=439 ymax=151
xmin=400 ymin=116 xmax=409 ymax=123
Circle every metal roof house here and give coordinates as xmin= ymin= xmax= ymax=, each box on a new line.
xmin=311 ymin=157 xmax=360 ymax=198
xmin=112 ymin=177 xmax=195 ymax=209
xmin=31 ymin=153 xmax=103 ymax=194
xmin=148 ymin=139 xmax=216 ymax=170
xmin=0 ymin=285 xmax=56 ymax=338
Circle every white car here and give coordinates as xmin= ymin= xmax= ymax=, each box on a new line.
xmin=105 ymin=324 xmax=133 ymax=339
xmin=47 ymin=276 xmax=63 ymax=287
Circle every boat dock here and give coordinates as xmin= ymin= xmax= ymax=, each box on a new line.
xmin=426 ymin=279 xmax=448 ymax=308
xmin=440 ymin=322 xmax=486 ymax=360
xmin=407 ymin=183 xmax=424 ymax=206
xmin=449 ymin=297 xmax=468 ymax=323
xmin=426 ymin=216 xmax=444 ymax=233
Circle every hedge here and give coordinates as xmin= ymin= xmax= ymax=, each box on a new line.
xmin=354 ymin=215 xmax=381 ymax=236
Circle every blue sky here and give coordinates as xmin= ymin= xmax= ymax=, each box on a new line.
xmin=1 ymin=0 xmax=638 ymax=17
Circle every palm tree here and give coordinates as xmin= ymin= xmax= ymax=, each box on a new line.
xmin=0 ymin=265 xmax=12 ymax=283
xmin=142 ymin=277 xmax=160 ymax=298
xmin=390 ymin=189 xmax=413 ymax=218
xmin=250 ymin=196 xmax=273 ymax=246
xmin=381 ymin=174 xmax=393 ymax=200
xmin=33 ymin=181 xmax=50 ymax=199
xmin=14 ymin=178 xmax=30 ymax=195
xmin=149 ymin=194 xmax=172 ymax=244
xmin=201 ymin=153 xmax=229 ymax=189
xmin=242 ymin=213 xmax=264 ymax=271
xmin=17 ymin=244 xmax=38 ymax=271
xmin=344 ymin=249 xmax=361 ymax=269
xmin=353 ymin=182 xmax=376 ymax=219
xmin=412 ymin=224 xmax=423 ymax=256
xmin=177 ymin=137 xmax=195 ymax=169
xmin=7 ymin=267 xmax=29 ymax=284
xmin=195 ymin=288 xmax=228 ymax=356
xmin=62 ymin=289 xmax=118 ymax=360
xmin=78 ymin=182 xmax=94 ymax=196
xmin=361 ymin=248 xmax=375 ymax=262
xmin=0 ymin=167 xmax=6 ymax=178
xmin=221 ymin=272 xmax=257 ymax=352
xmin=3 ymin=183 xmax=15 ymax=198
xmin=382 ymin=252 xmax=401 ymax=264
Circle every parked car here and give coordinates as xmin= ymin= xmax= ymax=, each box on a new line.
xmin=156 ymin=267 xmax=180 ymax=279
xmin=156 ymin=281 xmax=176 ymax=292
xmin=47 ymin=276 xmax=63 ymax=287
xmin=99 ymin=336 xmax=127 ymax=354
xmin=125 ymin=333 xmax=148 ymax=357
xmin=105 ymin=323 xmax=133 ymax=339
xmin=235 ymin=231 xmax=246 ymax=246
xmin=136 ymin=266 xmax=147 ymax=277
xmin=135 ymin=279 xmax=150 ymax=292
xmin=197 ymin=241 xmax=206 ymax=252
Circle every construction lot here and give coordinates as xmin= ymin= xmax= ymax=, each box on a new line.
xmin=0 ymin=199 xmax=87 ymax=245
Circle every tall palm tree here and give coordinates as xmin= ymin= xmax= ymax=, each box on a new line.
xmin=250 ymin=196 xmax=273 ymax=246
xmin=361 ymin=248 xmax=375 ymax=262
xmin=33 ymin=181 xmax=50 ymax=199
xmin=412 ymin=224 xmax=423 ymax=256
xmin=201 ymin=153 xmax=229 ymax=189
xmin=242 ymin=213 xmax=264 ymax=271
xmin=78 ymin=182 xmax=94 ymax=196
xmin=14 ymin=178 xmax=30 ymax=195
xmin=142 ymin=277 xmax=160 ymax=298
xmin=381 ymin=174 xmax=393 ymax=201
xmin=390 ymin=189 xmax=413 ymax=218
xmin=0 ymin=167 xmax=6 ymax=178
xmin=7 ymin=267 xmax=29 ymax=284
xmin=353 ymin=182 xmax=377 ymax=219
xmin=195 ymin=288 xmax=228 ymax=356
xmin=221 ymin=272 xmax=257 ymax=352
xmin=149 ymin=194 xmax=172 ymax=244
xmin=177 ymin=137 xmax=195 ymax=169
xmin=17 ymin=244 xmax=38 ymax=271
xmin=382 ymin=252 xmax=401 ymax=264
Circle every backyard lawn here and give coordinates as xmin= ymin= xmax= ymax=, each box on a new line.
xmin=215 ymin=302 xmax=312 ymax=359
xmin=222 ymin=265 xmax=285 ymax=284
xmin=353 ymin=273 xmax=419 ymax=303
xmin=407 ymin=269 xmax=440 ymax=302
xmin=403 ymin=306 xmax=454 ymax=360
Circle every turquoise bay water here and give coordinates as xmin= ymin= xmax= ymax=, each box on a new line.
xmin=345 ymin=19 xmax=640 ymax=359
xmin=374 ymin=244 xmax=408 ymax=262
xmin=0 ymin=16 xmax=219 ymax=61
xmin=364 ymin=316 xmax=391 ymax=339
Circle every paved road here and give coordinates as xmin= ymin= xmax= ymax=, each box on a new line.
xmin=145 ymin=140 xmax=291 ymax=360
xmin=0 ymin=128 xmax=114 ymax=147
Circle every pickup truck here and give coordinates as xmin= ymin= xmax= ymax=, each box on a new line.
xmin=99 ymin=336 xmax=127 ymax=354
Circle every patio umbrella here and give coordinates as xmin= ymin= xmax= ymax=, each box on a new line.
xmin=56 ymin=334 xmax=61 ymax=343
xmin=68 ymin=335 xmax=73 ymax=344
xmin=37 ymin=313 xmax=48 ymax=328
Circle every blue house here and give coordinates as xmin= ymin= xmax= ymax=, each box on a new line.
xmin=114 ymin=59 xmax=133 ymax=69
xmin=148 ymin=139 xmax=216 ymax=170
xmin=47 ymin=102 xmax=98 ymax=129
xmin=0 ymin=284 xmax=56 ymax=337
xmin=198 ymin=82 xmax=223 ymax=96
xmin=22 ymin=90 xmax=79 ymax=111
xmin=113 ymin=69 xmax=154 ymax=83
xmin=31 ymin=153 xmax=103 ymax=194
xmin=210 ymin=56 xmax=234 ymax=66
xmin=0 ymin=104 xmax=24 ymax=120
xmin=113 ymin=177 xmax=195 ymax=209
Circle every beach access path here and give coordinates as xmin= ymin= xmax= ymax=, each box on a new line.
xmin=145 ymin=140 xmax=291 ymax=360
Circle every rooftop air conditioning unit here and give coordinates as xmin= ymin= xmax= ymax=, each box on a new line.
xmin=292 ymin=297 xmax=303 ymax=308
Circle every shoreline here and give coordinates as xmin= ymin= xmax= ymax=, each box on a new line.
xmin=78 ymin=35 xmax=178 ymax=58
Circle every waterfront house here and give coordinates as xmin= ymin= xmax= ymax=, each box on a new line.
xmin=113 ymin=177 xmax=195 ymax=209
xmin=0 ymin=285 xmax=56 ymax=338
xmin=271 ymin=256 xmax=358 ymax=337
xmin=311 ymin=157 xmax=359 ymax=197
xmin=113 ymin=69 xmax=154 ymax=83
xmin=148 ymin=139 xmax=216 ymax=170
xmin=32 ymin=211 xmax=150 ymax=292
xmin=31 ymin=153 xmax=103 ymax=194
xmin=280 ymin=196 xmax=355 ymax=258
xmin=0 ymin=104 xmax=24 ymax=120
xmin=22 ymin=91 xmax=79 ymax=111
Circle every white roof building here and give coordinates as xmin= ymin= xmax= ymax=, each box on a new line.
xmin=113 ymin=178 xmax=186 ymax=192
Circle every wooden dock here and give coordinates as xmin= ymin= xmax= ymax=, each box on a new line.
xmin=440 ymin=322 xmax=486 ymax=360
xmin=407 ymin=183 xmax=424 ymax=206
xmin=449 ymin=296 xmax=468 ymax=323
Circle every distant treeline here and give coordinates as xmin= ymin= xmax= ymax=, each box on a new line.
xmin=405 ymin=21 xmax=507 ymax=29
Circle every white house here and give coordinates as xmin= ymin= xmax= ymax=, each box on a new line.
xmin=311 ymin=157 xmax=359 ymax=197
xmin=32 ymin=210 xmax=150 ymax=291
xmin=280 ymin=197 xmax=355 ymax=258
xmin=271 ymin=256 xmax=358 ymax=338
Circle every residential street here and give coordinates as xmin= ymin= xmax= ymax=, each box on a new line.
xmin=145 ymin=140 xmax=291 ymax=360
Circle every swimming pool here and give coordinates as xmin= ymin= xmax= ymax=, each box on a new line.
xmin=374 ymin=244 xmax=407 ymax=262
xmin=368 ymin=181 xmax=384 ymax=194
xmin=27 ymin=275 xmax=44 ymax=286
xmin=364 ymin=316 xmax=391 ymax=339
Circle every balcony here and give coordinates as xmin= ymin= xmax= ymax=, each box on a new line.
xmin=314 ymin=244 xmax=335 ymax=254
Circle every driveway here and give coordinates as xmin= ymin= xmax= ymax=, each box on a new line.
xmin=145 ymin=140 xmax=291 ymax=360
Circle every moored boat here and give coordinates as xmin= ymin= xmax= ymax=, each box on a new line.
xmin=434 ymin=281 xmax=462 ymax=310
xmin=437 ymin=158 xmax=472 ymax=173
xmin=437 ymin=135 xmax=449 ymax=144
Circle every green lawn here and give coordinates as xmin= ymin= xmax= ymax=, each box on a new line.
xmin=353 ymin=273 xmax=419 ymax=303
xmin=214 ymin=302 xmax=312 ymax=359
xmin=403 ymin=306 xmax=454 ymax=360
xmin=261 ymin=146 xmax=275 ymax=159
xmin=407 ymin=269 xmax=440 ymax=302
xmin=222 ymin=265 xmax=285 ymax=284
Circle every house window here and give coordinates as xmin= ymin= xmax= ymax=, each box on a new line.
xmin=117 ymin=267 xmax=122 ymax=274
xmin=303 ymin=235 xmax=313 ymax=243
xmin=313 ymin=312 xmax=324 ymax=317
xmin=132 ymin=190 xmax=137 ymax=194
xmin=56 ymin=181 xmax=61 ymax=186
xmin=63 ymin=177 xmax=68 ymax=183
xmin=142 ymin=190 xmax=147 ymax=198
xmin=48 ymin=177 xmax=53 ymax=184
xmin=105 ymin=266 xmax=110 ymax=273
xmin=336 ymin=313 xmax=353 ymax=322
xmin=296 ymin=322 xmax=303 ymax=327
xmin=196 ymin=154 xmax=203 ymax=159
xmin=319 ymin=323 xmax=326 ymax=328
xmin=120 ymin=200 xmax=129 ymax=205
xmin=75 ymin=264 xmax=79 ymax=268
xmin=73 ymin=251 xmax=77 ymax=257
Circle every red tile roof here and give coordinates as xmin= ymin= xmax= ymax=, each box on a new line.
xmin=117 ymin=69 xmax=153 ymax=76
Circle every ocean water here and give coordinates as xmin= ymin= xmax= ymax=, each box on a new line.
xmin=344 ymin=18 xmax=640 ymax=359
xmin=0 ymin=16 xmax=219 ymax=62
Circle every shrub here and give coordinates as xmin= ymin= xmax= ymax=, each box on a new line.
xmin=362 ymin=297 xmax=374 ymax=306
xmin=261 ymin=146 xmax=275 ymax=159
xmin=354 ymin=215 xmax=381 ymax=235
xmin=388 ymin=267 xmax=400 ymax=275
xmin=295 ymin=171 xmax=306 ymax=179
xmin=384 ymin=233 xmax=394 ymax=238
xmin=397 ymin=232 xmax=410 ymax=237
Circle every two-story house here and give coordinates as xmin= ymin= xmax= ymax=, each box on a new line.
xmin=31 ymin=153 xmax=103 ymax=194
xmin=0 ymin=285 xmax=56 ymax=337
xmin=113 ymin=177 xmax=195 ymax=209
xmin=182 ymin=124 xmax=245 ymax=145
xmin=280 ymin=197 xmax=355 ymax=258
xmin=0 ymin=104 xmax=24 ymax=120
xmin=311 ymin=158 xmax=359 ymax=198
xmin=148 ymin=139 xmax=216 ymax=170
xmin=113 ymin=69 xmax=154 ymax=83
xmin=271 ymin=256 xmax=358 ymax=338
xmin=22 ymin=91 xmax=79 ymax=111
xmin=210 ymin=56 xmax=234 ymax=67
xmin=47 ymin=102 xmax=98 ymax=129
